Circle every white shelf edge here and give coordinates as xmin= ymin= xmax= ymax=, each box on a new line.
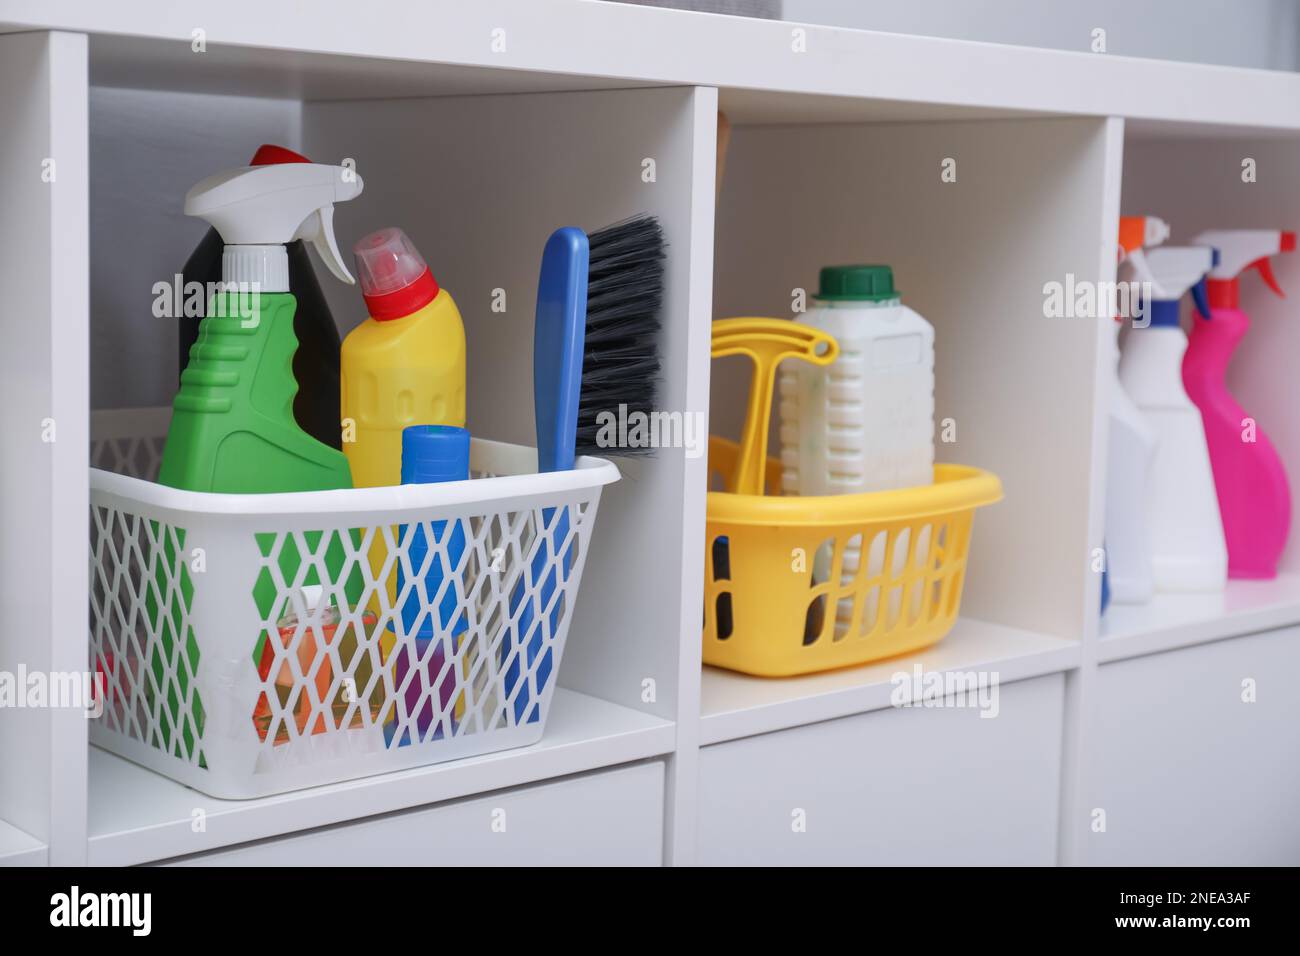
xmin=88 ymin=687 xmax=674 ymax=866
xmin=1098 ymin=573 xmax=1300 ymax=664
xmin=699 ymin=618 xmax=1081 ymax=746
xmin=0 ymin=818 xmax=47 ymax=867
xmin=3 ymin=0 xmax=1300 ymax=133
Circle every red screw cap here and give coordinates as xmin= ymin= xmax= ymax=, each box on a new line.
xmin=353 ymin=227 xmax=440 ymax=321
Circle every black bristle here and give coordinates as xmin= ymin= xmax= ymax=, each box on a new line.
xmin=577 ymin=214 xmax=665 ymax=457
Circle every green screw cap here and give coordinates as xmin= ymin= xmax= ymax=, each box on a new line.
xmin=817 ymin=264 xmax=898 ymax=302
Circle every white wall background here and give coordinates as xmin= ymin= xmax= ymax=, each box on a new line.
xmin=782 ymin=0 xmax=1300 ymax=71
xmin=89 ymin=87 xmax=298 ymax=410
xmin=619 ymin=0 xmax=1300 ymax=71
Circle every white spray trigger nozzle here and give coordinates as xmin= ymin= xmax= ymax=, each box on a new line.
xmin=297 ymin=205 xmax=354 ymax=284
xmin=1134 ymin=246 xmax=1216 ymax=301
xmin=185 ymin=162 xmax=364 ymax=286
xmin=1191 ymin=229 xmax=1291 ymax=282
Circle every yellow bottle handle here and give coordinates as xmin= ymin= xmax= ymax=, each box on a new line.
xmin=712 ymin=318 xmax=838 ymax=496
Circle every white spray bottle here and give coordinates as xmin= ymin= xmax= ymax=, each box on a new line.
xmin=1104 ymin=216 xmax=1167 ymax=606
xmin=1119 ymin=245 xmax=1227 ymax=592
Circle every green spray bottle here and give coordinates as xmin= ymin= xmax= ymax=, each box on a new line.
xmin=159 ymin=161 xmax=365 ymax=690
xmin=162 ymin=160 xmax=360 ymax=492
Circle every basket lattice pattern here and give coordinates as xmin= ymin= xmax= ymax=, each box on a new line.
xmin=90 ymin=430 xmax=164 ymax=482
xmin=88 ymin=491 xmax=587 ymax=773
xmin=90 ymin=508 xmax=207 ymax=766
xmin=242 ymin=501 xmax=584 ymax=755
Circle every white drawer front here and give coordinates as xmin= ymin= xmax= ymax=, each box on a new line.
xmin=698 ymin=674 xmax=1064 ymax=865
xmin=162 ymin=762 xmax=664 ymax=866
xmin=1087 ymin=627 xmax=1300 ymax=865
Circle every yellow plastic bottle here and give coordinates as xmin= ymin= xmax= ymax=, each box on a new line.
xmin=343 ymin=227 xmax=466 ymax=485
xmin=343 ymin=228 xmax=466 ymax=658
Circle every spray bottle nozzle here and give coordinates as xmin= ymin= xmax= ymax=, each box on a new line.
xmin=1121 ymin=245 xmax=1214 ymax=306
xmin=1191 ymin=229 xmax=1293 ymax=300
xmin=185 ymin=162 xmax=364 ymax=290
xmin=1119 ymin=215 xmax=1170 ymax=259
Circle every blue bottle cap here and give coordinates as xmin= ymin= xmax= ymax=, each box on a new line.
xmin=401 ymin=425 xmax=470 ymax=485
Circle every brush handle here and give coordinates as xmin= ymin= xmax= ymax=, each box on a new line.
xmin=534 ymin=227 xmax=589 ymax=473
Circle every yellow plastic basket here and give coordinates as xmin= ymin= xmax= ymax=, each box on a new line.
xmin=704 ymin=318 xmax=1002 ymax=677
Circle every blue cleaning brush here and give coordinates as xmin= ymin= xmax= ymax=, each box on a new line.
xmin=534 ymin=216 xmax=665 ymax=468
xmin=504 ymin=216 xmax=665 ymax=723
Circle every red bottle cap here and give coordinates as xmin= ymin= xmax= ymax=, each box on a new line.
xmin=352 ymin=227 xmax=440 ymax=320
xmin=249 ymin=144 xmax=311 ymax=166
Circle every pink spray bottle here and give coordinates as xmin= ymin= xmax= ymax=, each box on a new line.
xmin=1184 ymin=229 xmax=1296 ymax=579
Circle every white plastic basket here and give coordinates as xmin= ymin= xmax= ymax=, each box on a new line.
xmin=89 ymin=408 xmax=619 ymax=799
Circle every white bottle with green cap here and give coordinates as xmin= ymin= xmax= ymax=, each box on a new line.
xmin=780 ymin=264 xmax=935 ymax=495
xmin=779 ymin=264 xmax=935 ymax=635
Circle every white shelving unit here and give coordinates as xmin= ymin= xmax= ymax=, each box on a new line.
xmin=1100 ymin=574 xmax=1300 ymax=663
xmin=88 ymin=689 xmax=673 ymax=866
xmin=1 ymin=0 xmax=1298 ymax=867
xmin=700 ymin=619 xmax=1079 ymax=746
xmin=0 ymin=817 xmax=46 ymax=867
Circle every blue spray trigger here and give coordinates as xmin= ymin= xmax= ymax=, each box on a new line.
xmin=1191 ymin=277 xmax=1211 ymax=320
